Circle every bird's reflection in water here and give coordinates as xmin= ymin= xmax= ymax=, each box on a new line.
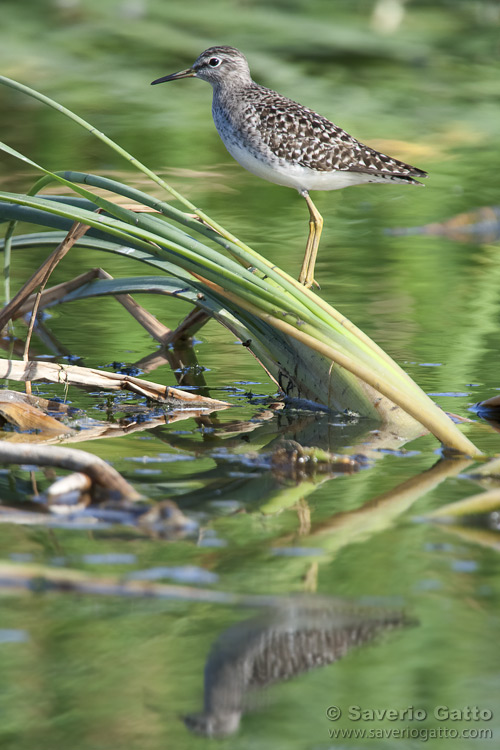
xmin=184 ymin=597 xmax=416 ymax=737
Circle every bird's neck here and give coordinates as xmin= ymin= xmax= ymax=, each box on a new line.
xmin=212 ymin=78 xmax=257 ymax=107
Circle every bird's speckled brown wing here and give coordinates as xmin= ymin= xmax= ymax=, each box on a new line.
xmin=242 ymin=86 xmax=427 ymax=181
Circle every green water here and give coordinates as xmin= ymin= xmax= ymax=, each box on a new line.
xmin=1 ymin=1 xmax=500 ymax=748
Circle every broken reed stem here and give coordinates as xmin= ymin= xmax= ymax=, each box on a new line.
xmin=14 ymin=266 xmax=211 ymax=349
xmin=163 ymin=307 xmax=211 ymax=346
xmin=21 ymin=220 xmax=91 ymax=394
xmin=0 ymin=220 xmax=91 ymax=331
xmin=0 ymin=357 xmax=230 ymax=407
xmin=23 ymin=288 xmax=43 ymax=396
xmin=3 ymin=220 xmax=15 ymax=306
xmin=0 ymin=442 xmax=141 ymax=500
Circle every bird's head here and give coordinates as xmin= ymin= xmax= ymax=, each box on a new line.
xmin=151 ymin=46 xmax=251 ymax=88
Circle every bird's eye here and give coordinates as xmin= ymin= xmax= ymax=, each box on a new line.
xmin=208 ymin=57 xmax=221 ymax=67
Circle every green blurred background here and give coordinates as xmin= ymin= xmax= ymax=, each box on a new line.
xmin=1 ymin=2 xmax=500 ymax=749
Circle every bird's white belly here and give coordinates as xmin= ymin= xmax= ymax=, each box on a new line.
xmin=221 ymin=137 xmax=379 ymax=193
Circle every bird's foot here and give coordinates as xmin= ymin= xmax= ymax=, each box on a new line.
xmin=301 ymin=277 xmax=321 ymax=290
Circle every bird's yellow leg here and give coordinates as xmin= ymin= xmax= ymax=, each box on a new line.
xmin=298 ymin=190 xmax=323 ymax=288
xmin=298 ymin=200 xmax=316 ymax=285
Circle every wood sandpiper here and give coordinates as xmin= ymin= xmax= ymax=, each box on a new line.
xmin=152 ymin=46 xmax=427 ymax=288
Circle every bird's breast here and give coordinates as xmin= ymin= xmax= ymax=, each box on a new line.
xmin=211 ymin=99 xmax=303 ymax=189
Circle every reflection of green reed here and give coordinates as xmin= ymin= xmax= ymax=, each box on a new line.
xmin=0 ymin=75 xmax=480 ymax=455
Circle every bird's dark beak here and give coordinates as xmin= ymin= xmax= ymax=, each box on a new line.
xmin=151 ymin=68 xmax=196 ymax=85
